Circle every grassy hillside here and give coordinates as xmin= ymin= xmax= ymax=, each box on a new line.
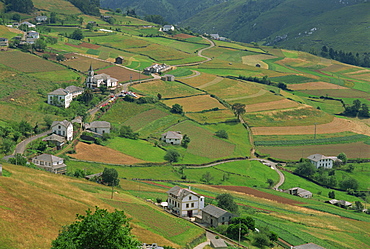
xmin=0 ymin=164 xmax=203 ymax=248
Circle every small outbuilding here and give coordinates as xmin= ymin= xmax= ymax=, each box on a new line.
xmin=161 ymin=131 xmax=183 ymax=145
xmin=42 ymin=134 xmax=66 ymax=149
xmin=115 ymin=56 xmax=124 ymax=64
xmin=286 ymin=187 xmax=312 ymax=198
xmin=201 ymin=204 xmax=235 ymax=227
xmin=86 ymin=121 xmax=111 ymax=135
xmin=161 ymin=74 xmax=175 ymax=81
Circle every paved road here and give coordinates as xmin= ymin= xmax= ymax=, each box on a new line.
xmin=250 ymin=158 xmax=285 ymax=189
xmin=13 ymin=130 xmax=51 ymax=155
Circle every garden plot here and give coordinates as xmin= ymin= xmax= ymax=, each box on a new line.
xmin=97 ymin=66 xmax=149 ymax=82
xmin=179 ymin=72 xmax=220 ymax=88
xmin=124 ymin=108 xmax=169 ymax=131
xmin=186 ymin=109 xmax=236 ymax=124
xmin=289 ymin=81 xmax=348 ymax=90
xmin=163 ymin=95 xmax=225 ymax=112
xmin=61 ymin=54 xmax=111 ymax=72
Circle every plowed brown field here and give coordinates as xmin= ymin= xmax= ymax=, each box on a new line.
xmin=212 ymin=185 xmax=304 ymax=205
xmin=69 ymin=142 xmax=145 ymax=164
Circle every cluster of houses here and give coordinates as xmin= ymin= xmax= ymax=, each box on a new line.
xmin=143 ymin=63 xmax=171 ymax=74
xmin=85 ymin=65 xmax=118 ymax=89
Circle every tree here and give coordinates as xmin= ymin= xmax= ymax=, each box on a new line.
xmin=171 ymin=104 xmax=183 ymax=114
xmin=252 ymin=233 xmax=270 ymax=248
xmin=1 ymin=138 xmax=15 ymax=153
xmin=80 ymin=89 xmax=94 ymax=104
xmin=157 ymin=93 xmax=162 ymax=100
xmin=231 ymin=103 xmax=246 ymax=119
xmin=294 ymin=161 xmax=316 ymax=177
xmin=56 ymin=54 xmax=65 ymax=61
xmin=328 ymin=191 xmax=335 ymax=199
xmin=231 ymin=216 xmax=255 ymax=230
xmin=215 ymin=130 xmax=228 ymax=139
xmin=8 ymin=153 xmax=27 ymax=165
xmin=119 ymin=125 xmax=139 ymax=140
xmin=50 ymin=12 xmax=57 ymax=23
xmin=340 ymin=177 xmax=359 ymax=191
xmin=71 ymin=29 xmax=84 ymax=40
xmin=216 ymin=193 xmax=238 ymax=213
xmin=181 ymin=134 xmax=190 ymax=148
xmin=99 ymin=85 xmax=108 ymax=95
xmin=354 ymin=201 xmax=364 ymax=212
xmin=226 ymin=223 xmax=248 ymax=240
xmin=164 ymin=149 xmax=180 ymax=163
xmin=51 ymin=207 xmax=140 ymax=249
xmin=346 ymin=164 xmax=355 ymax=173
xmin=337 ymin=152 xmax=347 ymax=164
xmin=200 ymin=171 xmax=214 ymax=184
xmin=33 ymin=39 xmax=47 ymax=52
xmin=266 ymin=179 xmax=274 ymax=188
xmin=6 ymin=0 xmax=34 ymax=13
xmin=102 ymin=168 xmax=120 ymax=199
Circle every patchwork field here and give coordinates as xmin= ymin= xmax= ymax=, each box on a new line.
xmin=132 ymin=80 xmax=203 ymax=98
xmin=247 ymin=99 xmax=300 ymax=113
xmin=257 ymin=141 xmax=370 ymax=160
xmin=300 ymin=89 xmax=369 ymax=99
xmin=242 ymin=54 xmax=277 ymax=69
xmin=97 ymin=66 xmax=149 ymax=82
xmin=179 ymin=72 xmax=221 ymax=88
xmin=69 ymin=142 xmax=145 ymax=164
xmin=289 ymin=81 xmax=348 ymax=90
xmin=163 ymin=95 xmax=225 ymax=112
xmin=123 ymin=108 xmax=169 ymax=131
xmin=0 ymin=50 xmax=65 ymax=72
xmin=186 ymin=109 xmax=236 ymax=124
xmin=251 ymin=116 xmax=370 ymax=135
xmin=32 ymin=0 xmax=81 ymax=14
xmin=61 ymin=54 xmax=111 ymax=72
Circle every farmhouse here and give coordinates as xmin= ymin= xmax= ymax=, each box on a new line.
xmin=200 ymin=204 xmax=235 ymax=227
xmin=86 ymin=65 xmax=118 ymax=89
xmin=32 ymin=154 xmax=66 ymax=174
xmin=51 ymin=120 xmax=73 ymax=141
xmin=42 ymin=134 xmax=66 ymax=149
xmin=35 ymin=16 xmax=48 ymax=22
xmin=161 ymin=131 xmax=183 ymax=145
xmin=161 ymin=74 xmax=175 ymax=81
xmin=0 ymin=38 xmax=8 ymax=48
xmin=167 ymin=186 xmax=205 ymax=217
xmin=47 ymin=88 xmax=72 ymax=108
xmin=326 ymin=199 xmax=352 ymax=208
xmin=25 ymin=31 xmax=39 ymax=44
xmin=162 ymin=25 xmax=175 ymax=32
xmin=143 ymin=63 xmax=171 ymax=74
xmin=286 ymin=187 xmax=312 ymax=198
xmin=85 ymin=121 xmax=111 ymax=135
xmin=307 ymin=154 xmax=341 ymax=169
xmin=21 ymin=21 xmax=36 ymax=28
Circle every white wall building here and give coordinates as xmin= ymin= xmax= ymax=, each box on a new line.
xmin=307 ymin=154 xmax=341 ymax=169
xmin=51 ymin=120 xmax=73 ymax=141
xmin=167 ymin=186 xmax=204 ymax=217
xmin=161 ymin=131 xmax=183 ymax=145
xmin=32 ymin=154 xmax=66 ymax=174
xmin=85 ymin=65 xmax=118 ymax=89
xmin=86 ymin=121 xmax=111 ymax=135
xmin=47 ymin=88 xmax=73 ymax=108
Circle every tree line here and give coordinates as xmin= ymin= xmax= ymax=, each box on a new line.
xmin=320 ymin=45 xmax=370 ymax=68
xmin=342 ymin=99 xmax=369 ymax=118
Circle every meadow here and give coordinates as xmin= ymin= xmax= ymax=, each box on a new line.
xmin=163 ymin=95 xmax=225 ymax=113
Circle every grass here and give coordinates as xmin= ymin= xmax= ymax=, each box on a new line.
xmin=124 ymin=108 xmax=169 ymax=132
xmin=186 ymin=109 xmax=236 ymax=124
xmin=163 ymin=95 xmax=225 ymax=113
xmin=106 ymin=137 xmax=166 ymax=162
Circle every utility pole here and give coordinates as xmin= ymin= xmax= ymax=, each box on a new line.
xmin=238 ymin=220 xmax=241 ymax=246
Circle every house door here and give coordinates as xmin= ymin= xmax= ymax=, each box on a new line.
xmin=187 ymin=210 xmax=193 ymax=217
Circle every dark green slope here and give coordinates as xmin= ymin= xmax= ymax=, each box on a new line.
xmin=100 ymin=0 xmax=224 ymax=23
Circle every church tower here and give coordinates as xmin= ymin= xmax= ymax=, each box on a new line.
xmin=86 ymin=64 xmax=95 ymax=88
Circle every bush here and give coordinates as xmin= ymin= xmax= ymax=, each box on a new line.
xmin=215 ymin=130 xmax=228 ymax=139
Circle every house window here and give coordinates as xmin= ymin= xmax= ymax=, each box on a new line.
xmin=58 ymin=126 xmax=61 ymax=129
xmin=186 ymin=204 xmax=189 ymax=208
xmin=189 ymin=196 xmax=192 ymax=200
xmin=191 ymin=203 xmax=194 ymax=208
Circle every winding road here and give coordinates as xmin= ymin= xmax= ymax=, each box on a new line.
xmin=13 ymin=130 xmax=51 ymax=155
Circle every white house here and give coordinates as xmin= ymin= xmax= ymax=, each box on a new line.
xmin=86 ymin=121 xmax=111 ymax=135
xmin=85 ymin=65 xmax=118 ymax=89
xmin=26 ymin=31 xmax=39 ymax=44
xmin=307 ymin=154 xmax=341 ymax=169
xmin=21 ymin=21 xmax=36 ymax=28
xmin=167 ymin=186 xmax=204 ymax=217
xmin=286 ymin=187 xmax=312 ymax=198
xmin=162 ymin=25 xmax=175 ymax=32
xmin=35 ymin=16 xmax=48 ymax=22
xmin=48 ymin=88 xmax=73 ymax=108
xmin=161 ymin=131 xmax=183 ymax=145
xmin=32 ymin=154 xmax=66 ymax=174
xmin=65 ymin=85 xmax=84 ymax=98
xmin=51 ymin=120 xmax=73 ymax=141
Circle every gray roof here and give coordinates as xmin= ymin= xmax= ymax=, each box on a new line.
xmin=42 ymin=134 xmax=66 ymax=143
xmin=293 ymin=243 xmax=325 ymax=249
xmin=32 ymin=154 xmax=64 ymax=163
xmin=162 ymin=131 xmax=182 ymax=139
xmin=167 ymin=186 xmax=201 ymax=199
xmin=163 ymin=25 xmax=174 ymax=28
xmin=307 ymin=154 xmax=339 ymax=162
xmin=48 ymin=88 xmax=69 ymax=96
xmin=89 ymin=121 xmax=110 ymax=129
xmin=210 ymin=238 xmax=227 ymax=248
xmin=202 ymin=204 xmax=232 ymax=218
xmin=65 ymin=85 xmax=84 ymax=93
xmin=288 ymin=187 xmax=312 ymax=197
xmin=52 ymin=120 xmax=72 ymax=128
xmin=94 ymin=73 xmax=118 ymax=82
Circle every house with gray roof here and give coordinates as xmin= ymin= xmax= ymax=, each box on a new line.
xmin=286 ymin=187 xmax=312 ymax=198
xmin=51 ymin=120 xmax=73 ymax=141
xmin=201 ymin=204 xmax=235 ymax=227
xmin=161 ymin=131 xmax=183 ymax=145
xmin=85 ymin=121 xmax=111 ymax=135
xmin=35 ymin=16 xmax=48 ymax=22
xmin=48 ymin=86 xmax=83 ymax=108
xmin=86 ymin=65 xmax=118 ymax=89
xmin=162 ymin=25 xmax=175 ymax=32
xmin=167 ymin=186 xmax=204 ymax=217
xmin=31 ymin=154 xmax=66 ymax=174
xmin=307 ymin=154 xmax=341 ymax=169
xmin=292 ymin=243 xmax=325 ymax=249
xmin=210 ymin=238 xmax=228 ymax=249
xmin=42 ymin=134 xmax=66 ymax=149
xmin=0 ymin=38 xmax=8 ymax=49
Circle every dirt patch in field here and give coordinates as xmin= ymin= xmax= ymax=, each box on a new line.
xmin=322 ymin=64 xmax=350 ymax=72
xmin=242 ymin=54 xmax=277 ymax=69
xmin=247 ymin=99 xmax=299 ymax=112
xmin=79 ymin=42 xmax=100 ymax=49
xmin=97 ymin=66 xmax=150 ymax=82
xmin=173 ymin=33 xmax=195 ymax=39
xmin=252 ymin=117 xmax=370 ymax=136
xmin=212 ymin=185 xmax=305 ymax=205
xmin=69 ymin=142 xmax=145 ymax=164
xmin=289 ymin=82 xmax=348 ymax=90
xmin=65 ymin=43 xmax=80 ymax=48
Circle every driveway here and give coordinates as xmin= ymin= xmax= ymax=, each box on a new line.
xmin=13 ymin=130 xmax=51 ymax=155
